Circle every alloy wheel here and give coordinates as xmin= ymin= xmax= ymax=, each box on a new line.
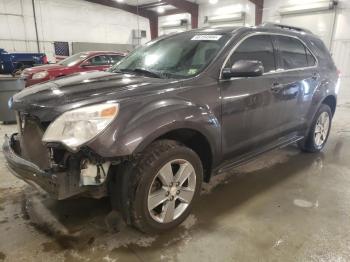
xmin=147 ymin=159 xmax=196 ymax=223
xmin=314 ymin=111 xmax=330 ymax=147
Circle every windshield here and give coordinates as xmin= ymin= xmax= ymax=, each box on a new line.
xmin=110 ymin=33 xmax=230 ymax=78
xmin=58 ymin=52 xmax=89 ymax=67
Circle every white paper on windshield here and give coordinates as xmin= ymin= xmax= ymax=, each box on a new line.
xmin=191 ymin=35 xmax=223 ymax=41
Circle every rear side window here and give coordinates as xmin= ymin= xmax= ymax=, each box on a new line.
xmin=276 ymin=36 xmax=315 ymax=69
xmin=226 ymin=35 xmax=276 ymax=73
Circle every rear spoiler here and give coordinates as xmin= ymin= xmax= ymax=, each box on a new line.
xmin=260 ymin=23 xmax=313 ymax=34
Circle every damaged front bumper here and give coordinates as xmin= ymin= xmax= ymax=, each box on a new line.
xmin=2 ymin=134 xmax=108 ymax=200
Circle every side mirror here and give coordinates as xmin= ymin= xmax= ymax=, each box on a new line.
xmin=222 ymin=60 xmax=264 ymax=79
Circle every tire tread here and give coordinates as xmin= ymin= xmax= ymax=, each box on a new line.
xmin=299 ymin=103 xmax=332 ymax=153
xmin=110 ymin=139 xmax=202 ymax=233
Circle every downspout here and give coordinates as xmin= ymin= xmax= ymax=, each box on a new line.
xmin=31 ymin=0 xmax=40 ymax=53
xmin=329 ymin=0 xmax=339 ymax=53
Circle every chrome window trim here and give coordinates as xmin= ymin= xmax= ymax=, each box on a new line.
xmin=219 ymin=32 xmax=319 ymax=80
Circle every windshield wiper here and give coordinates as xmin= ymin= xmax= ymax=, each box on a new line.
xmin=119 ymin=68 xmax=162 ymax=78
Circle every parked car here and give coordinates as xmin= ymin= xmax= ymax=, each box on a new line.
xmin=0 ymin=48 xmax=47 ymax=75
xmin=3 ymin=24 xmax=339 ymax=233
xmin=21 ymin=51 xmax=126 ymax=87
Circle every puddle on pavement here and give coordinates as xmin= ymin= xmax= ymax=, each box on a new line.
xmin=293 ymin=199 xmax=316 ymax=208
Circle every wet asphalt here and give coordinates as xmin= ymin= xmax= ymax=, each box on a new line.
xmin=0 ymin=78 xmax=350 ymax=261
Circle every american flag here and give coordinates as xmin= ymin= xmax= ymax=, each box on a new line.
xmin=54 ymin=42 xmax=69 ymax=56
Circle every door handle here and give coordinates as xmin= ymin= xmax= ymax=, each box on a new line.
xmin=312 ymin=73 xmax=320 ymax=80
xmin=271 ymin=82 xmax=283 ymax=92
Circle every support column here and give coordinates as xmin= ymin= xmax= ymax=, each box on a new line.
xmin=250 ymin=0 xmax=264 ymax=25
xmin=191 ymin=7 xmax=198 ymax=29
xmin=149 ymin=15 xmax=158 ymax=39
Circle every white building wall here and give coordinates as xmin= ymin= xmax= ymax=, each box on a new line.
xmin=158 ymin=0 xmax=256 ymax=36
xmin=158 ymin=13 xmax=191 ymax=36
xmin=262 ymin=0 xmax=350 ymax=76
xmin=198 ymin=0 xmax=255 ymax=27
xmin=0 ymin=0 xmax=150 ymax=62
xmin=332 ymin=1 xmax=350 ymax=77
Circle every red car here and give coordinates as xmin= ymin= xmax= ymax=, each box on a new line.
xmin=21 ymin=51 xmax=125 ymax=87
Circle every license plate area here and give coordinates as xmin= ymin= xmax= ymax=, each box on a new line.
xmin=17 ymin=114 xmax=51 ymax=170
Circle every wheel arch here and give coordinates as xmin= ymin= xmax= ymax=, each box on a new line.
xmin=321 ymin=95 xmax=336 ymax=116
xmin=131 ymin=124 xmax=216 ymax=183
xmin=152 ymin=128 xmax=214 ymax=183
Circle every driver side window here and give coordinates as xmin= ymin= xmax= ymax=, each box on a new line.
xmin=87 ymin=55 xmax=109 ymax=66
xmin=226 ymin=35 xmax=276 ymax=73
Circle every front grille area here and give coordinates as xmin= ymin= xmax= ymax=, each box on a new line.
xmin=18 ymin=114 xmax=51 ymax=170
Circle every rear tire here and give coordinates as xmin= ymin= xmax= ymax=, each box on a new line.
xmin=299 ymin=104 xmax=332 ymax=153
xmin=109 ymin=139 xmax=203 ymax=233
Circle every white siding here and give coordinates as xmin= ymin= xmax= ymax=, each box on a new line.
xmin=332 ymin=3 xmax=350 ymax=76
xmin=0 ymin=0 xmax=150 ymax=62
xmin=158 ymin=13 xmax=191 ymax=36
xmin=199 ymin=0 xmax=255 ymax=28
xmin=158 ymin=0 xmax=256 ymax=36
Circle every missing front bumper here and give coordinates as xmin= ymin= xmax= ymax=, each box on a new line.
xmin=2 ymin=134 xmax=107 ymax=200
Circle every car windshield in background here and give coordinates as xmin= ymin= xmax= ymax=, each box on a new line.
xmin=58 ymin=53 xmax=89 ymax=67
xmin=110 ymin=33 xmax=230 ymax=79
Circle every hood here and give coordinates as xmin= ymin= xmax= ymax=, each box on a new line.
xmin=11 ymin=71 xmax=180 ymax=121
xmin=23 ymin=64 xmax=65 ymax=74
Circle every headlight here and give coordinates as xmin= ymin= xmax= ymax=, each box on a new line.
xmin=42 ymin=103 xmax=119 ymax=150
xmin=20 ymin=70 xmax=29 ymax=79
xmin=32 ymin=71 xmax=48 ymax=79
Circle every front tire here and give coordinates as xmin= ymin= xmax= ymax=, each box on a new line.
xmin=299 ymin=104 xmax=332 ymax=152
xmin=110 ymin=139 xmax=203 ymax=233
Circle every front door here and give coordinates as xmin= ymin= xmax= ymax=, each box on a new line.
xmin=220 ymin=34 xmax=281 ymax=159
xmin=80 ymin=55 xmax=111 ymax=72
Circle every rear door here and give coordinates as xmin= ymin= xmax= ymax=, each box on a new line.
xmin=272 ymin=35 xmax=318 ymax=136
xmin=220 ymin=34 xmax=281 ymax=159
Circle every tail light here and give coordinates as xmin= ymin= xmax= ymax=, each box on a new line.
xmin=42 ymin=55 xmax=48 ymax=64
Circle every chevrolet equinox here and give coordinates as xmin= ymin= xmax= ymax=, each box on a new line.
xmin=3 ymin=23 xmax=339 ymax=233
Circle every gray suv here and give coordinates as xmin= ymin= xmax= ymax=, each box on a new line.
xmin=3 ymin=23 xmax=339 ymax=233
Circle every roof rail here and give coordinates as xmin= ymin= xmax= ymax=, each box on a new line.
xmin=260 ymin=23 xmax=312 ymax=34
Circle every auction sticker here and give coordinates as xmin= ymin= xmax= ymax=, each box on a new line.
xmin=191 ymin=35 xmax=222 ymax=41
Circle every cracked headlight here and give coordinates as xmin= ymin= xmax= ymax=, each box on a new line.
xmin=42 ymin=103 xmax=119 ymax=150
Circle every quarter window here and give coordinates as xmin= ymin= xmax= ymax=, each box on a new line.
xmin=226 ymin=35 xmax=276 ymax=73
xmin=306 ymin=48 xmax=316 ymax=66
xmin=276 ymin=36 xmax=314 ymax=69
